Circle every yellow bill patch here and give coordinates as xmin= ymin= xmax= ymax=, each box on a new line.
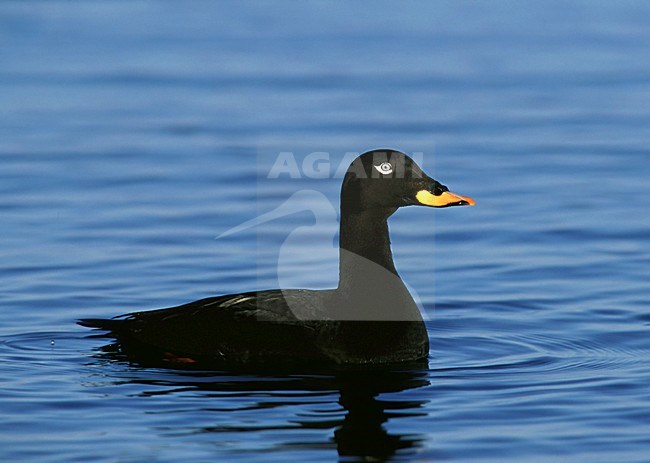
xmin=416 ymin=190 xmax=475 ymax=207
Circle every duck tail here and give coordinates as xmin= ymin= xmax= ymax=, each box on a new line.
xmin=77 ymin=317 xmax=125 ymax=332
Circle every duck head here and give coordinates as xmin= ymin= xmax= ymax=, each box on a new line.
xmin=341 ymin=149 xmax=475 ymax=214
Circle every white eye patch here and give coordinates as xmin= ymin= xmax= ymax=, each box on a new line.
xmin=374 ymin=162 xmax=393 ymax=175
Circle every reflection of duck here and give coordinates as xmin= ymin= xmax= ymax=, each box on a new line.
xmin=334 ymin=369 xmax=430 ymax=460
xmin=80 ymin=150 xmax=474 ymax=366
xmin=88 ymin=358 xmax=430 ymax=461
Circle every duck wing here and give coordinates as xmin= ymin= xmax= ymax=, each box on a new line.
xmin=78 ymin=289 xmax=330 ymax=364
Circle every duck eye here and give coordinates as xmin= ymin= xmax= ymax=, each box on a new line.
xmin=373 ymin=162 xmax=393 ymax=175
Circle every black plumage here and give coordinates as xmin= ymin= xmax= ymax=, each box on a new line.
xmin=79 ymin=149 xmax=474 ymax=367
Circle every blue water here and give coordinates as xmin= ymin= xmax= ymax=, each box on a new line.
xmin=2 ymin=1 xmax=650 ymax=461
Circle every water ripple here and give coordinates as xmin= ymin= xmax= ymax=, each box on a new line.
xmin=429 ymin=330 xmax=649 ymax=378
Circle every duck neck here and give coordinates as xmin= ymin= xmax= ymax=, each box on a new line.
xmin=338 ymin=207 xmax=399 ymax=290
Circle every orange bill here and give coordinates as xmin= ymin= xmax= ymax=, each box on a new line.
xmin=416 ymin=190 xmax=476 ymax=207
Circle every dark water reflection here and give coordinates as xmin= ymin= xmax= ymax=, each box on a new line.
xmin=89 ymin=350 xmax=430 ymax=462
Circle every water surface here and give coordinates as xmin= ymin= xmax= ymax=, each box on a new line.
xmin=1 ymin=2 xmax=650 ymax=462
